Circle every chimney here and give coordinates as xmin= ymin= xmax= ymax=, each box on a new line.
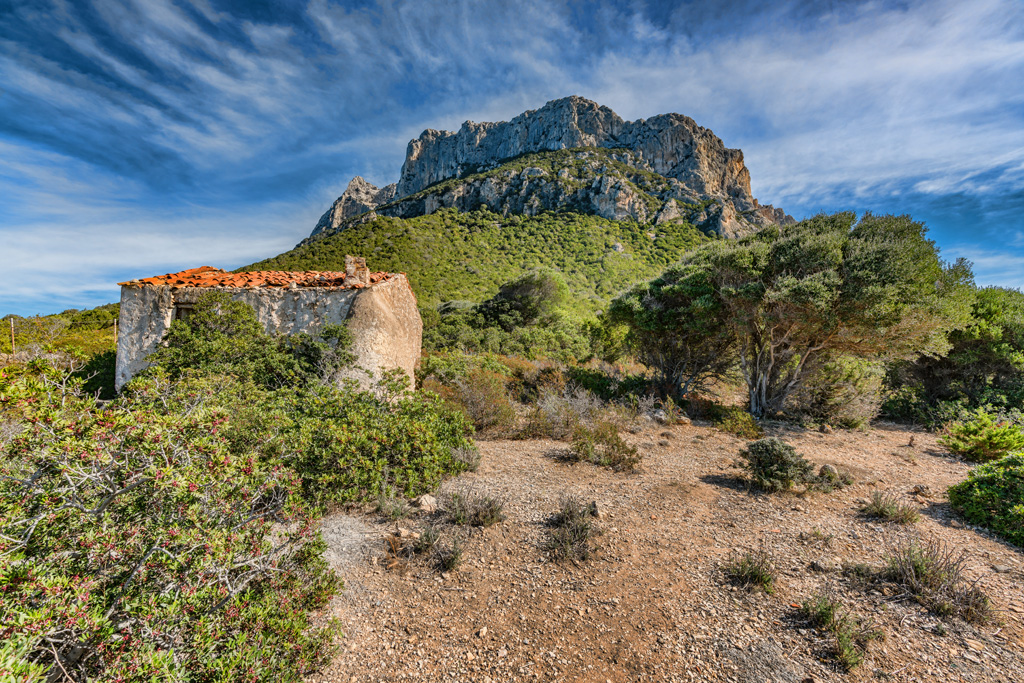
xmin=345 ymin=255 xmax=370 ymax=286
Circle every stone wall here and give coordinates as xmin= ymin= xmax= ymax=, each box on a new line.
xmin=115 ymin=274 xmax=420 ymax=391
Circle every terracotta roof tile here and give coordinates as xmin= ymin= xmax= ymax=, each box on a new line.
xmin=119 ymin=267 xmax=393 ymax=289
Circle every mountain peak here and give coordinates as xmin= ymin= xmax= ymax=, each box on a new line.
xmin=312 ymin=97 xmax=792 ymax=239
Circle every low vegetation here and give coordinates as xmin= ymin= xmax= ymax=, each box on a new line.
xmin=800 ymin=593 xmax=882 ymax=670
xmin=939 ymin=409 xmax=1024 ymax=462
xmin=544 ymin=495 xmax=599 ymax=563
xmin=882 ymin=539 xmax=993 ymax=624
xmin=861 ymin=491 xmax=920 ymax=524
xmin=740 ymin=438 xmax=814 ymax=492
xmin=948 ymin=452 xmax=1024 ymax=547
xmin=444 ymin=489 xmax=506 ymax=527
xmin=0 ymin=295 xmax=475 ymax=681
xmin=722 ymin=549 xmax=776 ymax=593
xmin=567 ymin=421 xmax=642 ymax=472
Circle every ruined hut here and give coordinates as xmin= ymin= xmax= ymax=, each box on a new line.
xmin=115 ymin=256 xmax=421 ymax=391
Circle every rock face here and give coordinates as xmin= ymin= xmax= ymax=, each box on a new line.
xmin=313 ymin=177 xmax=397 ymax=236
xmin=311 ymin=96 xmax=792 ymax=239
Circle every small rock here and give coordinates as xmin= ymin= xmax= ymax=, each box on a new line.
xmin=413 ymin=494 xmax=438 ymax=513
xmin=397 ymin=527 xmax=415 ymax=538
xmin=478 ymin=627 xmax=488 ymax=638
xmin=810 ymin=558 xmax=840 ymax=573
xmin=992 ymin=565 xmax=1012 ymax=574
xmin=658 ymin=440 xmax=670 ymax=447
xmin=497 ymin=648 xmax=508 ymax=657
xmin=677 ymin=415 xmax=692 ymax=426
xmin=589 ymin=501 xmax=608 ymax=519
xmin=652 ymin=409 xmax=668 ymax=424
xmin=914 ymin=495 xmax=927 ymax=505
xmin=965 ymin=638 xmax=985 ymax=652
xmin=659 ymin=431 xmax=674 ymax=439
xmin=854 ymin=497 xmax=869 ymax=505
xmin=950 ymin=519 xmax=965 ymax=529
xmin=792 ymin=505 xmax=805 ymax=513
xmin=819 ymin=464 xmax=839 ymax=479
xmin=910 ymin=484 xmax=932 ymax=497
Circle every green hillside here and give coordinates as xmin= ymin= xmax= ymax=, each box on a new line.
xmin=245 ymin=207 xmax=709 ymax=310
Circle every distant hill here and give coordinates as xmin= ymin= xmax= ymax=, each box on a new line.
xmin=245 ymin=206 xmax=708 ymax=311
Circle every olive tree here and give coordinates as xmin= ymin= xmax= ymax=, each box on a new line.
xmin=614 ymin=212 xmax=974 ymax=417
xmin=609 ymin=263 xmax=736 ymax=397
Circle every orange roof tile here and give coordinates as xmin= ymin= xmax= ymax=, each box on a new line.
xmin=119 ymin=267 xmax=393 ymax=289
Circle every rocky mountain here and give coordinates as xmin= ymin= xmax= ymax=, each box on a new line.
xmin=310 ymin=96 xmax=792 ymax=239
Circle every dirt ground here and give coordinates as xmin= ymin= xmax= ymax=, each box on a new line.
xmin=308 ymin=420 xmax=1024 ymax=683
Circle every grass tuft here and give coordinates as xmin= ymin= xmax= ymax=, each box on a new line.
xmin=861 ymin=491 xmax=920 ymax=524
xmin=723 ymin=549 xmax=776 ymax=593
xmin=544 ymin=495 xmax=599 ymax=563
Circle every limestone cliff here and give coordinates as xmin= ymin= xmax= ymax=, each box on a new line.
xmin=310 ymin=96 xmax=792 ymax=239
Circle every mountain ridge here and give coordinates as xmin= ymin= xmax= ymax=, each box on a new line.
xmin=310 ymin=96 xmax=792 ymax=240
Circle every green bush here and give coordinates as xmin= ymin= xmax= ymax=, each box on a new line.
xmin=284 ymin=381 xmax=476 ymax=505
xmin=948 ymin=453 xmax=1024 ymax=547
xmin=787 ymin=355 xmax=883 ymax=428
xmin=152 ymin=291 xmax=353 ymax=389
xmin=740 ymin=437 xmax=814 ymax=492
xmin=940 ymin=409 xmax=1024 ymax=462
xmin=0 ymin=365 xmax=338 ymax=682
xmin=713 ymin=405 xmax=764 ymax=439
xmin=568 ymin=421 xmax=641 ymax=472
xmin=885 ymin=287 xmax=1024 ymax=420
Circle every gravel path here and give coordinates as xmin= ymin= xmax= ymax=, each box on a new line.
xmin=308 ymin=421 xmax=1024 ymax=683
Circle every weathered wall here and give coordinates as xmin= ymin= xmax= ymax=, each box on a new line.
xmin=115 ymin=284 xmax=360 ymax=391
xmin=341 ymin=275 xmax=422 ymax=390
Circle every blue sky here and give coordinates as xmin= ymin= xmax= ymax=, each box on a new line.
xmin=2 ymin=0 xmax=1023 ymax=316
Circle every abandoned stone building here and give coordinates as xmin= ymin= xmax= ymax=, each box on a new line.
xmin=115 ymin=256 xmax=421 ymax=391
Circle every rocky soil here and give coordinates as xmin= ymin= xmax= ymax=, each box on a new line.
xmin=308 ymin=421 xmax=1023 ymax=683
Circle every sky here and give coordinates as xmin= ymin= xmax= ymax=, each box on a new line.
xmin=1 ymin=0 xmax=1023 ymax=316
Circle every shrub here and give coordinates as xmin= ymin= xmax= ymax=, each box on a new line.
xmin=723 ymin=549 xmax=776 ymax=593
xmin=285 ymin=381 xmax=476 ymax=505
xmin=376 ymin=486 xmax=411 ymax=520
xmin=414 ymin=525 xmax=441 ymax=554
xmin=883 ymin=539 xmax=993 ymax=624
xmin=444 ymin=490 xmax=506 ymax=527
xmin=528 ymin=385 xmax=607 ymax=440
xmin=714 ymin=406 xmax=763 ymax=439
xmin=740 ymin=438 xmax=813 ymax=492
xmin=787 ymin=355 xmax=883 ymax=428
xmin=435 ymin=537 xmax=463 ymax=572
xmin=0 ymin=366 xmax=338 ymax=682
xmin=544 ymin=495 xmax=598 ymax=562
xmin=940 ymin=409 xmax=1024 ymax=462
xmin=799 ymin=594 xmax=881 ymax=671
xmin=151 ymin=291 xmax=352 ymax=389
xmin=861 ymin=491 xmax=920 ymax=524
xmin=568 ymin=421 xmax=642 ymax=472
xmin=948 ymin=452 xmax=1024 ymax=547
xmin=438 ymin=368 xmax=517 ymax=433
